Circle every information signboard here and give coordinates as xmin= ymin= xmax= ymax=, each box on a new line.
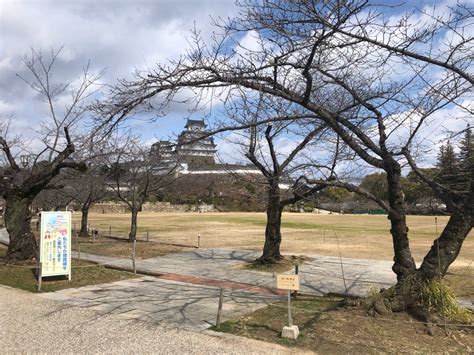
xmin=40 ymin=211 xmax=72 ymax=280
xmin=276 ymin=274 xmax=300 ymax=291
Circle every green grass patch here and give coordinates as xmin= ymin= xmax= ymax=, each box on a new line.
xmin=0 ymin=245 xmax=136 ymax=293
xmin=209 ymin=320 xmax=239 ymax=333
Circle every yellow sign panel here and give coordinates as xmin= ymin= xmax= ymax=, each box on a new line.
xmin=40 ymin=211 xmax=72 ymax=280
xmin=277 ymin=274 xmax=300 ymax=291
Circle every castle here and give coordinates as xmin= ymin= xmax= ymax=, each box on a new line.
xmin=152 ymin=119 xmax=260 ymax=175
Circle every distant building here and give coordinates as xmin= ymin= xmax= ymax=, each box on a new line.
xmin=176 ymin=119 xmax=217 ymax=168
xmin=152 ymin=119 xmax=260 ymax=175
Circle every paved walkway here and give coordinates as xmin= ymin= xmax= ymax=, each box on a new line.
xmin=74 ymin=248 xmax=396 ymax=297
xmin=40 ymin=276 xmax=280 ymax=331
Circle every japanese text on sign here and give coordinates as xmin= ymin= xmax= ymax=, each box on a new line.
xmin=40 ymin=211 xmax=71 ymax=279
xmin=276 ymin=274 xmax=300 ymax=291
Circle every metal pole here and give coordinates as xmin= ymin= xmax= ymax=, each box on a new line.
xmin=197 ymin=234 xmax=201 ymax=248
xmin=77 ymin=234 xmax=81 ymax=261
xmin=132 ymin=239 xmax=137 ymax=274
xmin=216 ymin=288 xmax=224 ymax=326
xmin=294 ymin=265 xmax=299 ymax=298
xmin=109 ymin=226 xmax=112 ymax=238
xmin=287 ymin=290 xmax=293 ymax=326
xmin=37 ymin=262 xmax=42 ymax=292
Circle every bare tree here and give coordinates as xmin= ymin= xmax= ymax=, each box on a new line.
xmin=224 ymin=96 xmax=335 ymax=263
xmin=105 ymin=133 xmax=177 ymax=241
xmin=0 ymin=48 xmax=101 ymax=261
xmin=95 ymin=0 xmax=472 ymax=315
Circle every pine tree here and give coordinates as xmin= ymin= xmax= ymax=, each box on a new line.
xmin=436 ymin=140 xmax=459 ymax=192
xmin=457 ymin=125 xmax=473 ymax=196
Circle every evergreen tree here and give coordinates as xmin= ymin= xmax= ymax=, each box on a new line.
xmin=436 ymin=140 xmax=459 ymax=192
xmin=457 ymin=125 xmax=473 ymax=196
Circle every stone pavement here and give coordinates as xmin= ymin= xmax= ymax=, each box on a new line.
xmin=72 ymin=248 xmax=397 ymax=297
xmin=40 ymin=249 xmax=400 ymax=331
xmin=39 ymin=276 xmax=280 ymax=331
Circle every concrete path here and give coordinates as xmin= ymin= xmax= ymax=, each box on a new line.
xmin=72 ymin=248 xmax=396 ymax=297
xmin=39 ymin=249 xmax=399 ymax=331
xmin=39 ymin=276 xmax=280 ymax=331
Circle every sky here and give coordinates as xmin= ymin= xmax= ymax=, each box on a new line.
xmin=0 ymin=0 xmax=239 ymax=148
xmin=0 ymin=0 xmax=471 ymax=166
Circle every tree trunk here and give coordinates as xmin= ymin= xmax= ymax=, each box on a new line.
xmin=420 ymin=205 xmax=473 ymax=279
xmin=379 ymin=189 xmax=473 ymax=314
xmin=79 ymin=204 xmax=90 ymax=238
xmin=385 ymin=160 xmax=417 ymax=281
xmin=129 ymin=207 xmax=138 ymax=242
xmin=258 ymin=182 xmax=283 ymax=264
xmin=4 ymin=194 xmax=38 ymax=261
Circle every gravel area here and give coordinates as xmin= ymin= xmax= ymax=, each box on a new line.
xmin=0 ymin=285 xmax=302 ymax=354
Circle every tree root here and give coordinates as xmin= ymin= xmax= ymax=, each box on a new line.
xmin=409 ymin=305 xmax=434 ymax=336
xmin=255 ymin=254 xmax=284 ymax=265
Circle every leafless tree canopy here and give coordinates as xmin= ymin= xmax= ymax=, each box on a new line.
xmin=0 ymin=48 xmax=102 ymax=260
xmin=95 ymin=0 xmax=473 ymax=313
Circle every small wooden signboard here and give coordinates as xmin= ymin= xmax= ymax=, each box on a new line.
xmin=276 ymin=274 xmax=300 ymax=291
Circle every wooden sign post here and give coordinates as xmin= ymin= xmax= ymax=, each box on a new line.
xmin=276 ymin=274 xmax=300 ymax=339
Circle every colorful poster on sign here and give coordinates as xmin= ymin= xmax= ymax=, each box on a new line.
xmin=40 ymin=211 xmax=71 ymax=280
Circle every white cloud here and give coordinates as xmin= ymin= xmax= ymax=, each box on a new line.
xmin=0 ymin=0 xmax=238 ymax=148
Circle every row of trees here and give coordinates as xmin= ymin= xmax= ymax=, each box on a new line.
xmin=0 ymin=48 xmax=180 ymax=259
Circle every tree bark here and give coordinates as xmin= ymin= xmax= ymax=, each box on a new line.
xmin=420 ymin=206 xmax=473 ymax=279
xmin=379 ymin=193 xmax=473 ymax=313
xmin=129 ymin=207 xmax=138 ymax=242
xmin=79 ymin=204 xmax=90 ymax=238
xmin=4 ymin=194 xmax=38 ymax=261
xmin=258 ymin=182 xmax=283 ymax=263
xmin=385 ymin=160 xmax=417 ymax=281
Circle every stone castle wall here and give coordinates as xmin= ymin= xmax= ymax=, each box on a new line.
xmin=90 ymin=201 xmax=216 ymax=213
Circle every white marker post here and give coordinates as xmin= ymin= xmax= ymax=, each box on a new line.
xmin=276 ymin=274 xmax=300 ymax=339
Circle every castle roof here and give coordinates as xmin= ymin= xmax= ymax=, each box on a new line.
xmin=184 ymin=119 xmax=206 ymax=128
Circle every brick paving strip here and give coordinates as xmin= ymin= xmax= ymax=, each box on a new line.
xmin=107 ymin=262 xmax=286 ymax=296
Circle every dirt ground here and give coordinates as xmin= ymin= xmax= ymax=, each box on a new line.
xmin=73 ymin=212 xmax=473 ymax=268
xmin=214 ymin=296 xmax=473 ymax=354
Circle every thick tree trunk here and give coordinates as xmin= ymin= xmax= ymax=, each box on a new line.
xmin=79 ymin=204 xmax=90 ymax=238
xmin=420 ymin=205 xmax=473 ymax=279
xmin=4 ymin=194 xmax=38 ymax=261
xmin=379 ymin=200 xmax=473 ymax=314
xmin=258 ymin=183 xmax=283 ymax=264
xmin=129 ymin=208 xmax=138 ymax=242
xmin=385 ymin=160 xmax=417 ymax=281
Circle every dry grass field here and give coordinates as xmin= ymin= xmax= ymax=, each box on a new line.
xmin=73 ymin=212 xmax=474 ymax=268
